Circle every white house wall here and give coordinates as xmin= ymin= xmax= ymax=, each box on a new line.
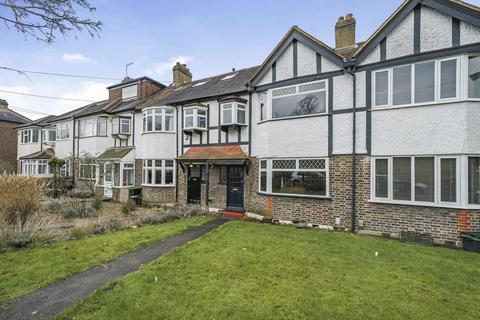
xmin=135 ymin=112 xmax=176 ymax=159
xmin=257 ymin=68 xmax=271 ymax=86
xmin=387 ymin=11 xmax=414 ymax=59
xmin=54 ymin=120 xmax=74 ymax=159
xmin=460 ymin=21 xmax=480 ymax=46
xmin=17 ymin=136 xmax=41 ymax=159
xmin=371 ymin=102 xmax=480 ymax=156
xmin=359 ymin=45 xmax=380 ymax=66
xmin=420 ymin=6 xmax=452 ymax=52
xmin=297 ymin=41 xmax=317 ymax=76
xmin=333 ymin=74 xmax=353 ymax=110
xmin=356 ymin=71 xmax=366 ymax=108
xmin=276 ymin=42 xmax=294 ymax=81
xmin=332 ymin=111 xmax=367 ymax=155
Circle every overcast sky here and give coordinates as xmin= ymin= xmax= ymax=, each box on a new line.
xmin=2 ymin=0 xmax=480 ymax=120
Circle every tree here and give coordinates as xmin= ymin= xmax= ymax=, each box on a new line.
xmin=292 ymin=95 xmax=319 ymax=116
xmin=0 ymin=0 xmax=102 ymax=43
xmin=48 ymin=156 xmax=65 ymax=198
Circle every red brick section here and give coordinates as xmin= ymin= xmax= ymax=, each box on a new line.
xmin=457 ymin=212 xmax=471 ymax=233
xmin=0 ymin=122 xmax=20 ymax=173
xmin=222 ymin=210 xmax=245 ymax=219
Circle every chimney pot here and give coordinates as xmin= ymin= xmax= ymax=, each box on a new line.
xmin=0 ymin=99 xmax=8 ymax=108
xmin=232 ymin=68 xmax=235 ymax=72
xmin=335 ymin=12 xmax=356 ymax=49
xmin=122 ymin=76 xmax=132 ymax=82
xmin=173 ymin=63 xmax=192 ymax=86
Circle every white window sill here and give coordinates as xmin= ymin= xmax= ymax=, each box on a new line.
xmin=142 ymin=184 xmax=175 ymax=188
xmin=371 ymin=98 xmax=470 ymax=112
xmin=257 ymin=191 xmax=330 ymax=200
xmin=142 ymin=131 xmax=175 ymax=135
xmin=258 ymin=112 xmax=328 ymax=124
xmin=369 ymin=199 xmax=480 ymax=210
xmin=55 ymin=138 xmax=70 ymax=142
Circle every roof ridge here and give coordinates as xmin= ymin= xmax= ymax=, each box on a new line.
xmin=186 ymin=65 xmax=260 ymax=85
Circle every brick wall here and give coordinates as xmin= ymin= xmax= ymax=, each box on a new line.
xmin=108 ymin=80 xmax=163 ymax=101
xmin=142 ymin=186 xmax=175 ymax=205
xmin=0 ymin=122 xmax=19 ymax=173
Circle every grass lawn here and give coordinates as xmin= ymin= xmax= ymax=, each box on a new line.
xmin=0 ymin=216 xmax=212 ymax=306
xmin=56 ymin=221 xmax=480 ymax=320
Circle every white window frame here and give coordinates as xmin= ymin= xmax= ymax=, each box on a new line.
xmin=20 ymin=159 xmax=51 ymax=176
xmin=369 ymin=155 xmax=480 ymax=208
xmin=56 ymin=122 xmax=70 ymax=140
xmin=142 ymin=159 xmax=175 ymax=187
xmin=78 ymin=117 xmax=97 ymax=138
xmin=121 ymin=84 xmax=138 ymax=100
xmin=20 ymin=129 xmax=39 ymax=144
xmin=78 ymin=159 xmax=97 ymax=180
xmin=42 ymin=128 xmax=56 ymax=142
xmin=183 ymin=106 xmax=207 ymax=130
xmin=220 ymin=102 xmax=247 ymax=126
xmin=142 ymin=107 xmax=176 ymax=133
xmin=60 ymin=159 xmax=70 ymax=177
xmin=267 ymin=80 xmax=328 ymax=121
xmin=121 ymin=162 xmax=135 ymax=187
xmin=258 ymin=158 xmax=329 ymax=198
xmin=372 ymin=56 xmax=462 ymax=109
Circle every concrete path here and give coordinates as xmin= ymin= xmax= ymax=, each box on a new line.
xmin=0 ymin=217 xmax=229 ymax=320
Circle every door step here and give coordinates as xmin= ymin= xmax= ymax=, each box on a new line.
xmin=221 ymin=210 xmax=245 ymax=220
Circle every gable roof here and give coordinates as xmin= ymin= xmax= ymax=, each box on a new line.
xmin=150 ymin=66 xmax=259 ymax=105
xmin=249 ymin=26 xmax=345 ymax=87
xmin=19 ymin=148 xmax=55 ymax=160
xmin=15 ymin=115 xmax=56 ymax=129
xmin=97 ymin=147 xmax=134 ymax=160
xmin=0 ymin=107 xmax=31 ymax=124
xmin=354 ymin=0 xmax=480 ymax=63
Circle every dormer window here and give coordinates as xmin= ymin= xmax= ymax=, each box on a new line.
xmin=121 ymin=85 xmax=138 ymax=100
xmin=220 ymin=98 xmax=247 ymax=126
xmin=183 ymin=107 xmax=207 ymax=131
xmin=112 ymin=117 xmax=131 ymax=135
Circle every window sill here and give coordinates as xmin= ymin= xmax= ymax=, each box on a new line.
xmin=141 ymin=131 xmax=175 ymax=135
xmin=258 ymin=112 xmax=328 ymax=124
xmin=55 ymin=138 xmax=70 ymax=142
xmin=369 ymin=199 xmax=480 ymax=210
xmin=257 ymin=191 xmax=331 ymax=200
xmin=142 ymin=184 xmax=176 ymax=188
xmin=371 ymin=99 xmax=469 ymax=112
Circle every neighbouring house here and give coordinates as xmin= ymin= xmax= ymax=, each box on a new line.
xmin=17 ymin=0 xmax=480 ymax=246
xmin=0 ymin=99 xmax=31 ymax=173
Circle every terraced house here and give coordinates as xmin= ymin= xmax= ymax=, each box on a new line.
xmin=17 ymin=0 xmax=480 ymax=246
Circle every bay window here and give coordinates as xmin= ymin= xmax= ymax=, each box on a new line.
xmin=440 ymin=158 xmax=457 ymax=203
xmin=42 ymin=129 xmax=56 ymax=142
xmin=374 ymin=159 xmax=388 ymax=199
xmin=113 ymin=117 xmax=131 ymax=135
xmin=20 ymin=129 xmax=39 ymax=143
xmin=259 ymin=158 xmax=328 ymax=197
xmin=21 ymin=160 xmax=51 ymax=176
xmin=221 ymin=102 xmax=246 ymax=126
xmin=143 ymin=159 xmax=175 ymax=186
xmin=143 ymin=108 xmax=175 ymax=133
xmin=183 ymin=107 xmax=207 ymax=130
xmin=56 ymin=122 xmax=70 ymax=140
xmin=97 ymin=117 xmax=107 ymax=136
xmin=270 ymin=80 xmax=327 ymax=119
xmin=373 ymin=57 xmax=459 ymax=107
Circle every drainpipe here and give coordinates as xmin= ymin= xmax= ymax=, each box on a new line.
xmin=347 ymin=66 xmax=357 ymax=233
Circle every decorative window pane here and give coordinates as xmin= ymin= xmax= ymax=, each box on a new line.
xmin=393 ymin=157 xmax=411 ymax=201
xmin=272 ymin=86 xmax=296 ymax=97
xmin=299 ymin=159 xmax=325 ymax=170
xmin=414 ymin=157 xmax=434 ymax=202
xmin=272 ymin=160 xmax=296 ymax=169
xmin=299 ymin=82 xmax=325 ymax=93
xmin=440 ymin=59 xmax=457 ymax=99
xmin=415 ymin=61 xmax=435 ymax=103
xmin=375 ymin=70 xmax=389 ymax=106
xmin=393 ymin=65 xmax=412 ymax=106
xmin=468 ymin=56 xmax=480 ymax=99
xmin=441 ymin=158 xmax=456 ymax=203
xmin=375 ymin=159 xmax=388 ymax=198
xmin=260 ymin=160 xmax=267 ymax=169
xmin=468 ymin=157 xmax=480 ymax=205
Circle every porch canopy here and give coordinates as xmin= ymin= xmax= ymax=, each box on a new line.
xmin=19 ymin=148 xmax=55 ymax=160
xmin=97 ymin=147 xmax=134 ymax=160
xmin=176 ymin=145 xmax=249 ymax=165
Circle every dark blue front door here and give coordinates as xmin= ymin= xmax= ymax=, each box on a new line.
xmin=226 ymin=166 xmax=244 ymax=211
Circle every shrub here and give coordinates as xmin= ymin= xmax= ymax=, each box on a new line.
xmin=93 ymin=217 xmax=122 ymax=234
xmin=121 ymin=200 xmax=136 ymax=215
xmin=63 ymin=198 xmax=98 ymax=219
xmin=44 ymin=198 xmax=63 ymax=213
xmin=91 ymin=196 xmax=103 ymax=211
xmin=0 ymin=213 xmax=59 ymax=249
xmin=0 ymin=174 xmax=46 ymax=224
xmin=68 ymin=188 xmax=94 ymax=199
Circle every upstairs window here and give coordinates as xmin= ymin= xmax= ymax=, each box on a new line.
xmin=270 ymin=80 xmax=327 ymax=119
xmin=373 ymin=57 xmax=459 ymax=107
xmin=42 ymin=129 xmax=56 ymax=142
xmin=122 ymin=85 xmax=138 ymax=100
xmin=79 ymin=117 xmax=107 ymax=137
xmin=143 ymin=108 xmax=175 ymax=133
xmin=97 ymin=117 xmax=107 ymax=136
xmin=56 ymin=122 xmax=70 ymax=140
xmin=220 ymin=102 xmax=247 ymax=126
xmin=183 ymin=107 xmax=207 ymax=130
xmin=113 ymin=117 xmax=131 ymax=135
xmin=468 ymin=55 xmax=480 ymax=98
xmin=20 ymin=129 xmax=39 ymax=144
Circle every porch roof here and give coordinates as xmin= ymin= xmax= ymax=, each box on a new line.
xmin=19 ymin=148 xmax=55 ymax=160
xmin=176 ymin=145 xmax=249 ymax=163
xmin=97 ymin=147 xmax=134 ymax=160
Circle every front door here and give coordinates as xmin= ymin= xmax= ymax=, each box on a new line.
xmin=104 ymin=162 xmax=113 ymax=198
xmin=226 ymin=166 xmax=244 ymax=211
xmin=187 ymin=166 xmax=201 ymax=204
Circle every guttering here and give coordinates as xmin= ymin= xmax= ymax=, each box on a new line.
xmin=346 ymin=65 xmax=357 ymax=233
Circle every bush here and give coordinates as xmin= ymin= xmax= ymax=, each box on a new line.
xmin=68 ymin=188 xmax=94 ymax=199
xmin=91 ymin=196 xmax=103 ymax=211
xmin=0 ymin=174 xmax=46 ymax=224
xmin=121 ymin=200 xmax=136 ymax=215
xmin=0 ymin=213 xmax=59 ymax=249
xmin=63 ymin=198 xmax=98 ymax=219
xmin=93 ymin=217 xmax=122 ymax=234
xmin=44 ymin=198 xmax=63 ymax=213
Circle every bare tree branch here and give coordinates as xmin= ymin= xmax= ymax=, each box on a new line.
xmin=0 ymin=0 xmax=102 ymax=43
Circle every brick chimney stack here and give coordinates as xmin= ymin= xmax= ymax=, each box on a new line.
xmin=335 ymin=13 xmax=356 ymax=49
xmin=173 ymin=62 xmax=192 ymax=86
xmin=0 ymin=99 xmax=8 ymax=108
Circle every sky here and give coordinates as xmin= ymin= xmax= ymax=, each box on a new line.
xmin=1 ymin=0 xmax=480 ymax=120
